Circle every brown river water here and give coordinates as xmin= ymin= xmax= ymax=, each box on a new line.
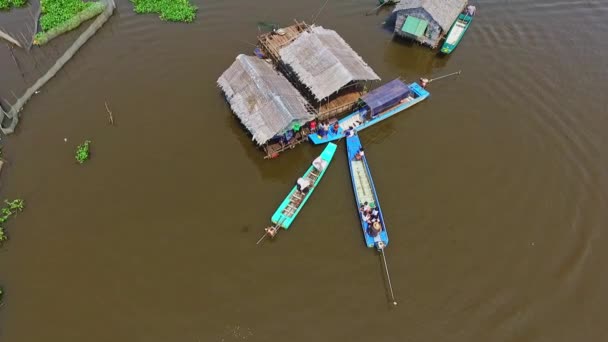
xmin=1 ymin=0 xmax=607 ymax=341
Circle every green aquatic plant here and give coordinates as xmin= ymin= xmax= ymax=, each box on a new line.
xmin=0 ymin=199 xmax=24 ymax=245
xmin=75 ymin=140 xmax=91 ymax=164
xmin=39 ymin=0 xmax=93 ymax=31
xmin=131 ymin=0 xmax=197 ymax=22
xmin=0 ymin=0 xmax=27 ymax=10
xmin=34 ymin=1 xmax=105 ymax=45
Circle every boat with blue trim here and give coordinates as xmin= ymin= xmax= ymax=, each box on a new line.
xmin=440 ymin=5 xmax=476 ymax=55
xmin=345 ymin=134 xmax=388 ymax=249
xmin=309 ymin=79 xmax=430 ymax=145
xmin=259 ymin=143 xmax=338 ymax=242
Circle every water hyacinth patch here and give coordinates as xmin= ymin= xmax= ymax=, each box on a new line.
xmin=75 ymin=140 xmax=91 ymax=164
xmin=0 ymin=0 xmax=27 ymax=10
xmin=39 ymin=0 xmax=93 ymax=31
xmin=131 ymin=0 xmax=197 ymax=23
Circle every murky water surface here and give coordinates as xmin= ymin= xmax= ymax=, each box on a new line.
xmin=0 ymin=0 xmax=607 ymax=341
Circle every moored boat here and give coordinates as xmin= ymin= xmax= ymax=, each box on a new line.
xmin=345 ymin=135 xmax=388 ymax=249
xmin=259 ymin=143 xmax=338 ymax=242
xmin=309 ymin=80 xmax=430 ymax=145
xmin=440 ymin=5 xmax=475 ymax=54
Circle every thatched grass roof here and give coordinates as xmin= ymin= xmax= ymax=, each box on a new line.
xmin=394 ymin=0 xmax=467 ymax=30
xmin=279 ymin=25 xmax=380 ymax=101
xmin=218 ymin=55 xmax=315 ymax=145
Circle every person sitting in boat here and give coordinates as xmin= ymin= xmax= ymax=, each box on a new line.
xmin=265 ymin=226 xmax=278 ymax=238
xmin=331 ymin=122 xmax=340 ymax=134
xmin=466 ymin=5 xmax=476 ymax=16
xmin=344 ymin=126 xmax=355 ymax=138
xmin=359 ymin=201 xmax=371 ymax=214
xmin=309 ymin=120 xmax=317 ymax=133
xmin=419 ymin=78 xmax=429 ymax=88
xmin=370 ymin=207 xmax=380 ymax=221
xmin=370 ymin=221 xmax=382 ymax=237
xmin=312 ymin=156 xmax=328 ymax=172
xmin=355 ymin=147 xmax=365 ymax=161
xmin=296 ymin=177 xmax=312 ymax=194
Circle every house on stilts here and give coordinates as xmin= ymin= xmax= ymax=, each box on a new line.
xmin=218 ymin=54 xmax=316 ymax=159
xmin=258 ymin=21 xmax=381 ymax=120
xmin=391 ymin=0 xmax=467 ymax=49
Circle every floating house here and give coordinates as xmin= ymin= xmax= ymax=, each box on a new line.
xmin=258 ymin=21 xmax=381 ymax=120
xmin=391 ymin=0 xmax=467 ymax=48
xmin=218 ymin=54 xmax=316 ymax=159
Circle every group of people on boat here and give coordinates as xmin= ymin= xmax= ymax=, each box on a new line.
xmin=311 ymin=120 xmax=341 ymax=138
xmin=360 ymin=201 xmax=382 ymax=237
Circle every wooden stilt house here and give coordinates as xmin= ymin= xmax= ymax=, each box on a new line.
xmin=391 ymin=0 xmax=467 ymax=48
xmin=258 ymin=21 xmax=381 ymax=120
xmin=218 ymin=54 xmax=316 ymax=159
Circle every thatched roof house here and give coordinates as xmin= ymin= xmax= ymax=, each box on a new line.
xmin=218 ymin=54 xmax=315 ymax=145
xmin=392 ymin=0 xmax=467 ymax=48
xmin=279 ymin=25 xmax=380 ymax=101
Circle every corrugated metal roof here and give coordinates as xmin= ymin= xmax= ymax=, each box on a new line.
xmin=279 ymin=25 xmax=380 ymax=101
xmin=394 ymin=0 xmax=466 ymax=30
xmin=217 ymin=54 xmax=315 ymax=145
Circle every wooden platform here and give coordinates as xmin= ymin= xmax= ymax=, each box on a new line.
xmin=258 ymin=21 xmax=309 ymax=62
xmin=317 ymin=90 xmax=363 ymax=121
xmin=263 ymin=127 xmax=311 ymax=159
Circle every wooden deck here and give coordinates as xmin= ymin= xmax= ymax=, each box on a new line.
xmin=263 ymin=127 xmax=311 ymax=159
xmin=317 ymin=90 xmax=363 ymax=121
xmin=258 ymin=21 xmax=309 ymax=62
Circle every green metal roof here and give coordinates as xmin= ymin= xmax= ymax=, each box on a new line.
xmin=401 ymin=16 xmax=428 ymax=37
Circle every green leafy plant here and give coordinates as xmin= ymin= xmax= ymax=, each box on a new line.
xmin=0 ymin=0 xmax=27 ymax=10
xmin=75 ymin=140 xmax=91 ymax=164
xmin=131 ymin=0 xmax=197 ymax=22
xmin=0 ymin=199 xmax=24 ymax=245
xmin=38 ymin=0 xmax=94 ymax=31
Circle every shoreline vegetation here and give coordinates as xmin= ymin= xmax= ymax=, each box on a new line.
xmin=0 ymin=0 xmax=27 ymax=11
xmin=0 ymin=199 xmax=25 ymax=244
xmin=0 ymin=199 xmax=25 ymax=308
xmin=34 ymin=0 xmax=106 ymax=46
xmin=131 ymin=0 xmax=197 ymax=22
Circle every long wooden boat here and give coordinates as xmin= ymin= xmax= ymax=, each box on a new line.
xmin=440 ymin=9 xmax=475 ymax=55
xmin=262 ymin=143 xmax=338 ymax=239
xmin=345 ymin=135 xmax=388 ymax=249
xmin=309 ymin=81 xmax=429 ymax=145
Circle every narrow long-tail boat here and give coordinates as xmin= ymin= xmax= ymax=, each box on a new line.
xmin=440 ymin=6 xmax=475 ymax=55
xmin=259 ymin=143 xmax=338 ymax=241
xmin=309 ymin=80 xmax=429 ymax=145
xmin=345 ymin=135 xmax=388 ymax=249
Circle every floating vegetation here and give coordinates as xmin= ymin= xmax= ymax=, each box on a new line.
xmin=131 ymin=0 xmax=197 ymax=22
xmin=0 ymin=199 xmax=25 ymax=245
xmin=75 ymin=140 xmax=91 ymax=164
xmin=34 ymin=0 xmax=106 ymax=46
xmin=0 ymin=0 xmax=27 ymax=11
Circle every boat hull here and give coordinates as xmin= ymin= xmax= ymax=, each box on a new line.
xmin=271 ymin=143 xmax=338 ymax=229
xmin=346 ymin=135 xmax=388 ymax=248
xmin=440 ymin=14 xmax=473 ymax=54
xmin=309 ymin=83 xmax=429 ymax=145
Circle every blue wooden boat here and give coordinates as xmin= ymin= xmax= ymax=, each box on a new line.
xmin=440 ymin=6 xmax=475 ymax=55
xmin=309 ymin=80 xmax=430 ymax=145
xmin=345 ymin=135 xmax=388 ymax=249
xmin=260 ymin=143 xmax=338 ymax=240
